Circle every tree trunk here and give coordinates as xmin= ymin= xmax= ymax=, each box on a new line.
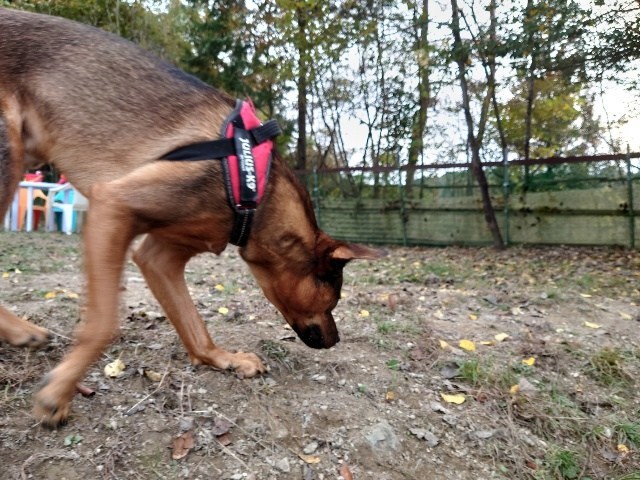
xmin=450 ymin=0 xmax=504 ymax=249
xmin=405 ymin=0 xmax=430 ymax=196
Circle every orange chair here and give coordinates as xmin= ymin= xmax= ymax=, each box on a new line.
xmin=17 ymin=172 xmax=47 ymax=231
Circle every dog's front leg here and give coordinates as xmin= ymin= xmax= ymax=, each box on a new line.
xmin=34 ymin=184 xmax=136 ymax=427
xmin=133 ymin=234 xmax=266 ymax=377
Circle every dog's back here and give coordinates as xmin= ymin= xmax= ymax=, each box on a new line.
xmin=0 ymin=8 xmax=233 ymax=191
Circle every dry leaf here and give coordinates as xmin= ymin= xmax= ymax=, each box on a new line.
xmin=439 ymin=339 xmax=450 ymax=349
xmin=385 ymin=391 xmax=396 ymax=402
xmin=522 ymin=357 xmax=536 ymax=366
xmin=66 ymin=292 xmax=79 ymax=299
xmin=579 ymin=293 xmax=592 ymax=298
xmin=494 ymin=333 xmax=509 ymax=342
xmin=480 ymin=340 xmax=495 ymax=346
xmin=104 ymin=359 xmax=126 ymax=378
xmin=510 ymin=384 xmax=520 ymax=395
xmin=441 ymin=393 xmax=466 ymax=404
xmin=171 ymin=431 xmax=195 ymax=460
xmin=617 ymin=444 xmax=630 ymax=455
xmin=2 ymin=272 xmax=9 ymax=278
xmin=44 ymin=291 xmax=57 ymax=299
xmin=218 ymin=306 xmax=229 ymax=315
xmin=339 ymin=464 xmax=354 ymax=480
xmin=619 ymin=312 xmax=632 ymax=320
xmin=359 ymin=309 xmax=370 ymax=318
xmin=584 ymin=321 xmax=601 ymax=329
xmin=214 ymin=284 xmax=225 ymax=291
xmin=216 ymin=432 xmax=232 ymax=446
xmin=144 ymin=370 xmax=163 ymax=382
xmin=459 ymin=339 xmax=476 ymax=352
xmin=298 ymin=453 xmax=321 ymax=464
xmin=468 ymin=313 xmax=478 ymax=321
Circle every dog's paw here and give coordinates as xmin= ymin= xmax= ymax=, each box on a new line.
xmin=1 ymin=316 xmax=51 ymax=348
xmin=33 ymin=376 xmax=73 ymax=428
xmin=229 ymin=352 xmax=268 ymax=378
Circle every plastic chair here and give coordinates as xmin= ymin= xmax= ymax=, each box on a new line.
xmin=45 ymin=184 xmax=89 ymax=234
xmin=17 ymin=172 xmax=46 ymax=231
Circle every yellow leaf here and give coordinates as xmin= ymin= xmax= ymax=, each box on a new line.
xmin=144 ymin=370 xmax=163 ymax=382
xmin=298 ymin=454 xmax=321 ymax=464
xmin=214 ymin=284 xmax=225 ymax=291
xmin=439 ymin=339 xmax=450 ymax=349
xmin=218 ymin=307 xmax=229 ymax=315
xmin=579 ymin=293 xmax=592 ymax=298
xmin=617 ymin=444 xmax=630 ymax=454
xmin=480 ymin=340 xmax=495 ymax=346
xmin=584 ymin=321 xmax=601 ymax=329
xmin=522 ymin=357 xmax=536 ymax=366
xmin=494 ymin=333 xmax=509 ymax=342
xmin=104 ymin=359 xmax=126 ymax=378
xmin=2 ymin=272 xmax=9 ymax=278
xmin=619 ymin=312 xmax=632 ymax=320
xmin=510 ymin=384 xmax=520 ymax=395
xmin=441 ymin=393 xmax=466 ymax=405
xmin=44 ymin=291 xmax=57 ymax=299
xmin=359 ymin=309 xmax=370 ymax=318
xmin=468 ymin=313 xmax=478 ymax=321
xmin=66 ymin=292 xmax=79 ymax=299
xmin=385 ymin=391 xmax=396 ymax=402
xmin=459 ymin=339 xmax=476 ymax=352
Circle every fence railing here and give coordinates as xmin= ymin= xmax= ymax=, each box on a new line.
xmin=296 ymin=152 xmax=640 ymax=248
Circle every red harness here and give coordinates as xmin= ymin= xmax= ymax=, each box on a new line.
xmin=162 ymin=99 xmax=281 ymax=246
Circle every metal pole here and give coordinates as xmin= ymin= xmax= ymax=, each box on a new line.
xmin=626 ymin=144 xmax=635 ymax=249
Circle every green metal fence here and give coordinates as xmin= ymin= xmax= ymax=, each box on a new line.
xmin=297 ymin=152 xmax=640 ymax=248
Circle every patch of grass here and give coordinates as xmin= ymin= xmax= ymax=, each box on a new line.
xmin=614 ymin=421 xmax=640 ymax=448
xmin=544 ymin=448 xmax=582 ymax=480
xmin=259 ymin=340 xmax=297 ymax=371
xmin=587 ymin=347 xmax=631 ymax=386
xmin=456 ymin=359 xmax=483 ymax=385
xmin=377 ymin=321 xmax=397 ymax=334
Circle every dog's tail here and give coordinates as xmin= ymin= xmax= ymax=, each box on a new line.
xmin=0 ymin=109 xmax=23 ymax=221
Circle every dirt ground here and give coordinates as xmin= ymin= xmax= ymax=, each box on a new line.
xmin=0 ymin=232 xmax=639 ymax=480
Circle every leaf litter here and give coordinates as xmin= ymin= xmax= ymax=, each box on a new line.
xmin=0 ymin=234 xmax=639 ymax=479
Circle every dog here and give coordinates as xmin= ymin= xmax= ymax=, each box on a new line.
xmin=0 ymin=8 xmax=379 ymax=427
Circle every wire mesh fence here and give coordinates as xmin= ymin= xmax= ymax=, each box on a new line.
xmin=296 ymin=152 xmax=640 ymax=248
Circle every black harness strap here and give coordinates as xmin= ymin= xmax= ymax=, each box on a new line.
xmin=162 ymin=122 xmax=281 ymax=162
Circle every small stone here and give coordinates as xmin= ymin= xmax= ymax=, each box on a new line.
xmin=409 ymin=428 xmax=440 ymax=448
xmin=179 ymin=417 xmax=195 ymax=432
xmin=303 ymin=441 xmax=319 ymax=455
xmin=364 ymin=421 xmax=400 ymax=452
xmin=311 ymin=374 xmax=327 ymax=383
xmin=275 ymin=458 xmax=290 ymax=473
xmin=430 ymin=402 xmax=450 ymax=415
xmin=442 ymin=414 xmax=458 ymax=426
xmin=473 ymin=430 xmax=496 ymax=440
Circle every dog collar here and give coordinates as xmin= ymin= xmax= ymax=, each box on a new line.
xmin=161 ymin=99 xmax=281 ymax=246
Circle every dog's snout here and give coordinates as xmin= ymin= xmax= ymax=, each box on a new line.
xmin=294 ymin=323 xmax=340 ymax=349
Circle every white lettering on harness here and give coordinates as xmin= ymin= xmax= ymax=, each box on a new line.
xmin=239 ymin=137 xmax=257 ymax=192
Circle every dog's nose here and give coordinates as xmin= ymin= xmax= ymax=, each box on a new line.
xmin=296 ymin=324 xmax=339 ymax=349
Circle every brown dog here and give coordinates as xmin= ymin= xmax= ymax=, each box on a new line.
xmin=0 ymin=8 xmax=379 ymax=427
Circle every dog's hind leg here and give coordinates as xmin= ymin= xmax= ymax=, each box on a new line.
xmin=133 ymin=234 xmax=267 ymax=377
xmin=0 ymin=99 xmax=51 ymax=347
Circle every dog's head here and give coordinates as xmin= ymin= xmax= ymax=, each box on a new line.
xmin=241 ymin=232 xmax=381 ymax=349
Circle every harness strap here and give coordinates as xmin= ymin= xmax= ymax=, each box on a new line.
xmin=160 ymin=100 xmax=280 ymax=247
xmin=162 ymin=122 xmax=281 ymax=162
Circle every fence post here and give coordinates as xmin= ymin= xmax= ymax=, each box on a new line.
xmin=313 ymin=162 xmax=321 ymax=229
xmin=502 ymin=146 xmax=510 ymax=246
xmin=626 ymin=145 xmax=635 ymax=249
xmin=398 ymin=155 xmax=408 ymax=246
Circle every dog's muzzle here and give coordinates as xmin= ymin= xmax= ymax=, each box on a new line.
xmin=293 ymin=324 xmax=340 ymax=349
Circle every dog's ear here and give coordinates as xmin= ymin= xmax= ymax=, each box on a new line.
xmin=329 ymin=243 xmax=384 ymax=262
